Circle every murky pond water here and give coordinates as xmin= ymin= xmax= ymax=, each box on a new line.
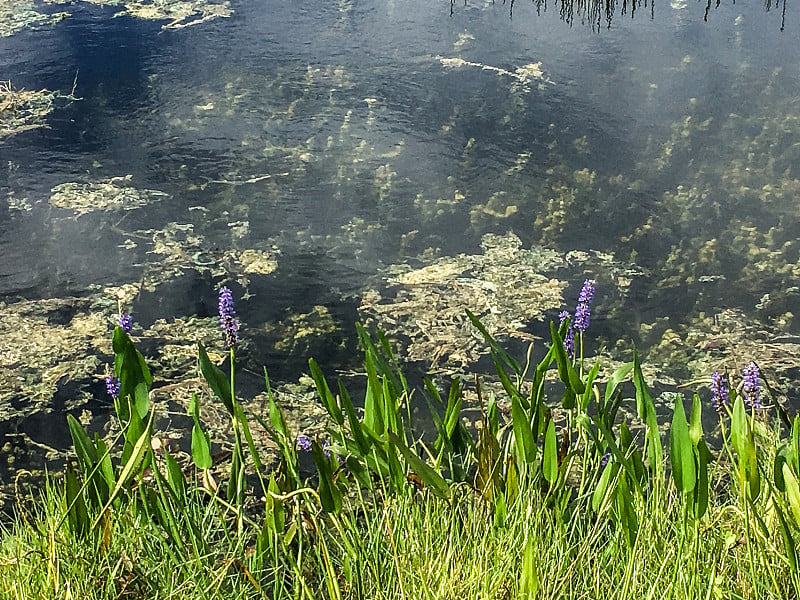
xmin=1 ymin=0 xmax=800 ymax=500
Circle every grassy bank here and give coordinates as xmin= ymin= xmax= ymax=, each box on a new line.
xmin=1 ymin=284 xmax=799 ymax=599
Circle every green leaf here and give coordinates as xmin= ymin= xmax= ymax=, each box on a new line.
xmin=550 ymin=321 xmax=585 ymax=396
xmin=309 ymin=358 xmax=343 ymax=426
xmin=669 ymin=395 xmax=696 ymax=494
xmin=592 ymin=462 xmax=617 ymax=513
xmin=164 ymin=449 xmax=186 ymax=503
xmin=112 ymin=326 xmax=151 ymax=420
xmin=604 ymin=362 xmax=633 ymax=408
xmin=520 ymin=536 xmax=540 ymax=598
xmin=732 ymin=395 xmax=760 ymax=501
xmin=688 ymin=393 xmax=703 ymax=447
xmin=580 ymin=360 xmax=600 ymax=412
xmin=511 ymin=395 xmax=536 ymax=465
xmin=633 ymin=349 xmax=662 ymax=471
xmin=466 ymin=309 xmax=521 ymax=376
xmin=774 ymin=499 xmax=798 ymax=574
xmin=65 ymin=463 xmax=89 ymax=537
xmin=338 ymin=379 xmax=370 ymax=455
xmin=693 ymin=438 xmax=712 ymax=520
xmin=236 ymin=404 xmax=263 ymax=470
xmin=363 ymin=352 xmax=385 ymax=435
xmin=94 ymin=409 xmax=155 ymax=530
xmin=783 ymin=463 xmax=800 ymax=529
xmin=312 ymin=442 xmax=342 ymax=513
xmin=197 ymin=342 xmax=233 ymax=415
xmin=543 ymin=420 xmax=558 ymax=483
xmin=189 ymin=394 xmax=212 ymax=470
xmin=388 ymin=432 xmax=451 ymax=500
xmin=67 ymin=414 xmax=98 ymax=473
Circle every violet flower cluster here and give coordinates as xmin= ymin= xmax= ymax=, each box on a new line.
xmin=118 ymin=313 xmax=133 ymax=334
xmin=742 ymin=362 xmax=762 ymax=409
xmin=558 ymin=279 xmax=596 ymax=359
xmin=106 ymin=376 xmax=121 ymax=398
xmin=218 ymin=286 xmax=240 ymax=348
xmin=710 ymin=370 xmax=730 ymax=412
xmin=558 ymin=310 xmax=575 ymax=359
xmin=573 ymin=279 xmax=596 ymax=333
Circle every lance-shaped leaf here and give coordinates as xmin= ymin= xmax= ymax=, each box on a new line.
xmin=388 ymin=432 xmax=451 ymax=500
xmin=197 ymin=342 xmax=233 ymax=415
xmin=669 ymin=395 xmax=696 ymax=494
xmin=543 ymin=420 xmax=558 ymax=483
xmin=511 ymin=395 xmax=537 ymax=465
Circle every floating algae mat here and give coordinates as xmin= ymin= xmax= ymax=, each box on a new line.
xmin=0 ymin=81 xmax=63 ymax=140
xmin=48 ymin=175 xmax=169 ymax=216
xmin=360 ymin=232 xmax=568 ymax=373
xmin=0 ymin=1 xmax=68 ymax=37
xmin=44 ymin=0 xmax=231 ymax=29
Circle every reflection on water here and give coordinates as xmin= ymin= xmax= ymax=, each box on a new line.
xmin=2 ymin=0 xmax=800 ymax=496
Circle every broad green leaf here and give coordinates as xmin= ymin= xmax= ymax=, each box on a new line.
xmin=689 ymin=393 xmax=703 ymax=446
xmin=693 ymin=438 xmax=712 ymax=520
xmin=604 ymin=361 xmax=633 ymax=407
xmin=338 ymin=379 xmax=370 ymax=455
xmin=783 ymin=463 xmax=800 ymax=529
xmin=550 ymin=321 xmax=585 ymax=395
xmin=236 ymin=405 xmax=263 ymax=470
xmin=312 ymin=441 xmax=342 ymax=513
xmin=732 ymin=395 xmax=760 ymax=500
xmin=388 ymin=432 xmax=451 ymax=500
xmin=94 ymin=409 xmax=155 ymax=530
xmin=164 ymin=449 xmax=186 ymax=503
xmin=309 ymin=358 xmax=343 ymax=426
xmin=511 ymin=395 xmax=536 ymax=465
xmin=520 ymin=536 xmax=540 ymax=598
xmin=633 ymin=349 xmax=662 ymax=471
xmin=466 ymin=309 xmax=521 ymax=375
xmin=775 ymin=444 xmax=793 ymax=493
xmin=669 ymin=395 xmax=696 ymax=494
xmin=774 ymin=500 xmax=798 ymax=574
xmin=592 ymin=462 xmax=617 ymax=513
xmin=543 ymin=420 xmax=558 ymax=483
xmin=580 ymin=360 xmax=600 ymax=412
xmin=793 ymin=415 xmax=800 ymax=474
xmin=197 ymin=342 xmax=233 ymax=415
xmin=67 ymin=414 xmax=98 ymax=473
xmin=113 ymin=326 xmax=151 ymax=420
xmin=65 ymin=463 xmax=89 ymax=537
xmin=363 ymin=352 xmax=385 ymax=435
xmin=189 ymin=394 xmax=212 ymax=470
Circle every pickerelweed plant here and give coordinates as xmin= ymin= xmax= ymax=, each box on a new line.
xmin=4 ymin=281 xmax=800 ymax=599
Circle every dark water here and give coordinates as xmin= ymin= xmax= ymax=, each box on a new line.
xmin=1 ymin=0 xmax=800 ymax=481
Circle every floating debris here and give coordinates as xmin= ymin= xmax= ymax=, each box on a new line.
xmin=49 ymin=175 xmax=169 ymax=217
xmin=360 ymin=232 xmax=566 ymax=373
xmin=0 ymin=1 xmax=68 ymax=37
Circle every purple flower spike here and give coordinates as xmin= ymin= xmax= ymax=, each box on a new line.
xmin=118 ymin=313 xmax=133 ymax=334
xmin=106 ymin=376 xmax=121 ymax=398
xmin=218 ymin=286 xmax=240 ymax=348
xmin=558 ymin=310 xmax=575 ymax=359
xmin=573 ymin=279 xmax=596 ymax=333
xmin=710 ymin=370 xmax=730 ymax=412
xmin=742 ymin=362 xmax=762 ymax=409
xmin=600 ymin=449 xmax=611 ymax=469
xmin=322 ymin=439 xmax=332 ymax=458
xmin=296 ymin=434 xmax=312 ymax=452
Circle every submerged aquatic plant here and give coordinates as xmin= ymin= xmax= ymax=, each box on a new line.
xmin=217 ymin=286 xmax=239 ymax=348
xmin=742 ymin=361 xmax=762 ymax=409
xmin=710 ymin=370 xmax=730 ymax=412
